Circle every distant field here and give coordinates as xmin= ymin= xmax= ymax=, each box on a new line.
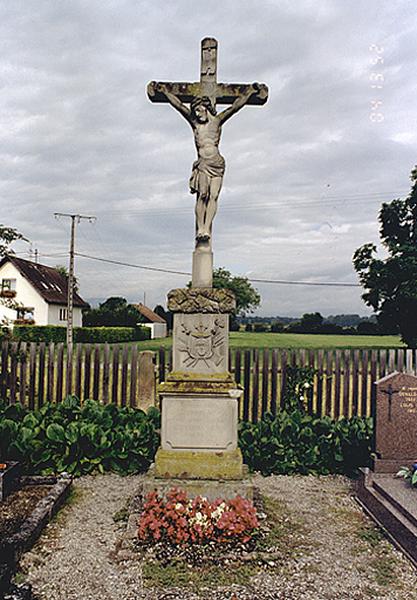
xmin=133 ymin=332 xmax=404 ymax=351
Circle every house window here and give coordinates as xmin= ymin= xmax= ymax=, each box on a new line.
xmin=59 ymin=308 xmax=68 ymax=321
xmin=1 ymin=278 xmax=16 ymax=291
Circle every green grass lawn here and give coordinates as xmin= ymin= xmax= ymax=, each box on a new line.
xmin=133 ymin=332 xmax=404 ymax=351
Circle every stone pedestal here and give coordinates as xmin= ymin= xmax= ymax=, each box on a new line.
xmin=192 ymin=244 xmax=213 ymax=288
xmin=151 ymin=287 xmax=249 ymax=489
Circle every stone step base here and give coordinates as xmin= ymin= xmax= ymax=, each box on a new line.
xmin=142 ymin=467 xmax=256 ymax=502
xmin=356 ymin=467 xmax=417 ymax=568
xmin=154 ymin=448 xmax=245 ymax=480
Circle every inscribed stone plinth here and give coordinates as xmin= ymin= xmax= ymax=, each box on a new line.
xmin=374 ymin=371 xmax=417 ymax=472
xmin=161 ymin=395 xmax=238 ymax=451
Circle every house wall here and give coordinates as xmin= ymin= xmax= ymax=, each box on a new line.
xmin=0 ymin=262 xmax=49 ymax=325
xmin=143 ymin=322 xmax=167 ymax=339
xmin=47 ymin=304 xmax=83 ymax=327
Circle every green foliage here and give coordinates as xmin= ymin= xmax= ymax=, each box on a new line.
xmin=83 ymin=297 xmax=144 ymax=327
xmin=13 ymin=325 xmax=67 ymax=342
xmin=211 ymin=268 xmax=261 ymax=317
xmin=12 ymin=325 xmax=150 ymax=343
xmin=239 ymin=411 xmax=373 ymax=476
xmin=74 ymin=326 xmax=150 ymax=343
xmin=282 ymin=365 xmax=316 ymax=411
xmin=253 ymin=323 xmax=269 ymax=332
xmin=0 ymin=396 xmax=159 ymax=476
xmin=0 ymin=224 xmax=27 ymax=258
xmin=353 ymin=165 xmax=417 ymax=347
xmin=239 ymin=364 xmax=373 ymax=476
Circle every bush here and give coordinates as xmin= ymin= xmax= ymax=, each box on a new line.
xmin=229 ymin=316 xmax=240 ymax=332
xmin=13 ymin=325 xmax=67 ymax=343
xmin=253 ymin=323 xmax=269 ymax=332
xmin=239 ymin=365 xmax=373 ymax=476
xmin=356 ymin=321 xmax=381 ymax=335
xmin=270 ymin=322 xmax=284 ymax=333
xmin=239 ymin=411 xmax=373 ymax=477
xmin=245 ymin=323 xmax=253 ymax=332
xmin=12 ymin=325 xmax=150 ymax=344
xmin=0 ymin=396 xmax=160 ymax=476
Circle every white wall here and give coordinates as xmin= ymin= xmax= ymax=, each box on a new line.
xmin=143 ymin=322 xmax=167 ymax=339
xmin=47 ymin=304 xmax=83 ymax=327
xmin=0 ymin=262 xmax=49 ymax=325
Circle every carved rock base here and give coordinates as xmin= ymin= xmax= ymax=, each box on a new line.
xmin=153 ymin=448 xmax=245 ymax=480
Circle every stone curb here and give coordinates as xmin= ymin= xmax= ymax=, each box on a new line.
xmin=0 ymin=475 xmax=72 ymax=596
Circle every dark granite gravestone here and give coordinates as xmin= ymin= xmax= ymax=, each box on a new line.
xmin=374 ymin=371 xmax=417 ymax=473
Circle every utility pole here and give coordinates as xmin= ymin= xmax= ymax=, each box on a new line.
xmin=54 ymin=213 xmax=96 ymax=345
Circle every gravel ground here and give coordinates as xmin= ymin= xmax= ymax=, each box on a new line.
xmin=19 ymin=473 xmax=417 ymax=600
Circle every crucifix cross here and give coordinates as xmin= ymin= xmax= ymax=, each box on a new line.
xmin=147 ymin=37 xmax=268 ymax=109
xmin=147 ymin=37 xmax=268 ymax=288
xmin=381 ymin=384 xmax=399 ymax=421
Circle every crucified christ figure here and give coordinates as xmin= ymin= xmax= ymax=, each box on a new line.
xmin=155 ymin=83 xmax=261 ymax=244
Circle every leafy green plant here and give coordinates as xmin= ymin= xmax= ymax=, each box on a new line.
xmin=282 ymin=365 xmax=316 ymax=411
xmin=0 ymin=396 xmax=159 ymax=476
xmin=397 ymin=462 xmax=417 ymax=487
xmin=239 ymin=411 xmax=373 ymax=476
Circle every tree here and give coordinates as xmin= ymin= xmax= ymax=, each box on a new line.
xmin=211 ymin=268 xmax=261 ymax=316
xmin=0 ymin=224 xmax=26 ymax=258
xmin=300 ymin=312 xmax=323 ymax=332
xmin=83 ymin=297 xmax=143 ymax=327
xmin=54 ymin=264 xmax=78 ymax=293
xmin=353 ymin=165 xmax=417 ymax=346
xmin=0 ymin=225 xmax=28 ymax=333
xmin=153 ymin=304 xmax=173 ymax=330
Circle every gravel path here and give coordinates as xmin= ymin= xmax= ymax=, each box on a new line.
xmin=20 ymin=473 xmax=417 ymax=600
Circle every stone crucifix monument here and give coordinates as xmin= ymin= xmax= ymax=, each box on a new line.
xmin=145 ymin=38 xmax=268 ymax=496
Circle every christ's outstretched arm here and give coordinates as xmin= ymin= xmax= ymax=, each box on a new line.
xmin=156 ymin=85 xmax=193 ymax=124
xmin=217 ymin=83 xmax=260 ymax=125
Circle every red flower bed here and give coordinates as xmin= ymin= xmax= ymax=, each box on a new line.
xmin=138 ymin=488 xmax=259 ymax=545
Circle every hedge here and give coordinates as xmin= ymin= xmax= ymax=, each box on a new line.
xmin=12 ymin=325 xmax=150 ymax=344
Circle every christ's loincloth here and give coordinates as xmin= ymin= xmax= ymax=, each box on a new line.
xmin=189 ymin=155 xmax=225 ymax=201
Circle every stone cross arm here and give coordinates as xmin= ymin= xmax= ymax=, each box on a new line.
xmin=147 ymin=37 xmax=268 ymax=108
xmin=147 ymin=80 xmax=268 ymax=106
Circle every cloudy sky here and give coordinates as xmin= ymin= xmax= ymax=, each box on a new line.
xmin=1 ymin=1 xmax=416 ymax=316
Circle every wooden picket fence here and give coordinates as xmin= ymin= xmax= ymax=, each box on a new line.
xmin=1 ymin=342 xmax=415 ymax=421
xmin=158 ymin=347 xmax=416 ymax=421
xmin=0 ymin=341 xmax=156 ymax=410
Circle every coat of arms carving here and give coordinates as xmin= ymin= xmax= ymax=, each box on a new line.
xmin=177 ymin=317 xmax=226 ymax=369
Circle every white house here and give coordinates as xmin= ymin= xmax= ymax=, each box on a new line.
xmin=0 ymin=256 xmax=89 ymax=327
xmin=134 ymin=303 xmax=167 ymax=339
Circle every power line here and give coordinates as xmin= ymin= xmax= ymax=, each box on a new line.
xmin=74 ymin=251 xmax=360 ymax=288
xmin=94 ymin=189 xmax=409 ymax=217
xmin=74 ymin=252 xmax=191 ymax=276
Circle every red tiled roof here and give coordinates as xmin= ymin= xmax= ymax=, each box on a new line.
xmin=133 ymin=303 xmax=166 ymax=323
xmin=0 ymin=256 xmax=89 ymax=308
